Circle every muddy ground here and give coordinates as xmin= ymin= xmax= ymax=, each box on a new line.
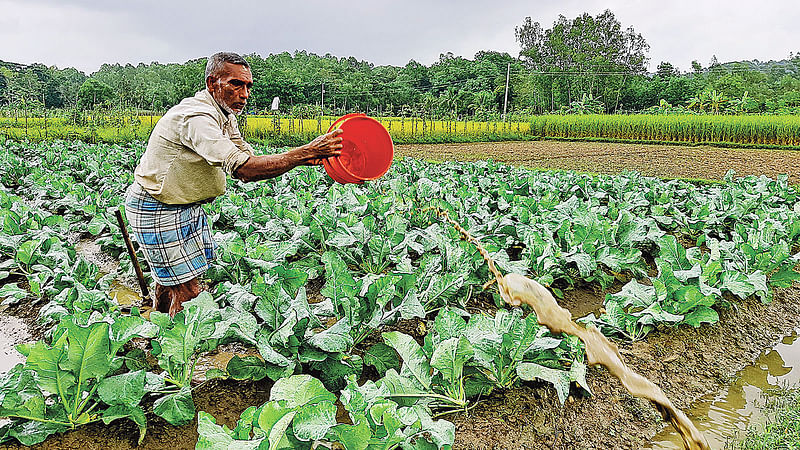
xmin=3 ymin=284 xmax=799 ymax=450
xmin=396 ymin=140 xmax=800 ymax=184
xmin=2 ymin=140 xmax=800 ymax=449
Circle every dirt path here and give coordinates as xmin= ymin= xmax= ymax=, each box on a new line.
xmin=397 ymin=141 xmax=800 ymax=184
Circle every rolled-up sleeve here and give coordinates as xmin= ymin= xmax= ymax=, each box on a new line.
xmin=180 ymin=112 xmax=251 ymax=175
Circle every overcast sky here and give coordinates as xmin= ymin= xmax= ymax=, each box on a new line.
xmin=2 ymin=0 xmax=798 ymax=74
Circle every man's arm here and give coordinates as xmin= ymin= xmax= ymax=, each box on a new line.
xmin=233 ymin=129 xmax=344 ymax=182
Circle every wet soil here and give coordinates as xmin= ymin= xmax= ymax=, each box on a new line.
xmin=0 ymin=378 xmax=272 ymax=450
xmin=450 ymin=286 xmax=800 ymax=450
xmin=397 ymin=141 xmax=800 ymax=184
xmin=0 ymin=311 xmax=32 ymax=374
xmin=3 ymin=285 xmax=798 ymax=449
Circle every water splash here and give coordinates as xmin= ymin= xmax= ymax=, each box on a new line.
xmin=436 ymin=209 xmax=710 ymax=450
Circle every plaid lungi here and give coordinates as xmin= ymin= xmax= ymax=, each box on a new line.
xmin=124 ymin=183 xmax=216 ymax=286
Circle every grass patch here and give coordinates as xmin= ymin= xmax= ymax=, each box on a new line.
xmin=726 ymin=383 xmax=800 ymax=449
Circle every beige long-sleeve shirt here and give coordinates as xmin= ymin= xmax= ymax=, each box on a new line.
xmin=134 ymin=89 xmax=254 ymax=204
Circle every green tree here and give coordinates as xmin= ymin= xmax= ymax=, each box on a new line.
xmin=515 ymin=10 xmax=649 ymax=112
xmin=78 ymin=78 xmax=114 ymax=109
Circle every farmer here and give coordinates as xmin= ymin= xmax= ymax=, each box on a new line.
xmin=125 ymin=51 xmax=342 ymax=316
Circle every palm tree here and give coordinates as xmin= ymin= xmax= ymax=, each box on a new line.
xmin=438 ymin=88 xmax=459 ymax=119
xmin=686 ymin=91 xmax=709 ymax=113
xmin=708 ymin=90 xmax=728 ymax=114
xmin=469 ymin=91 xmax=494 ymax=120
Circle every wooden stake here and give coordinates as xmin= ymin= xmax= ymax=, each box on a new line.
xmin=114 ymin=209 xmax=150 ymax=298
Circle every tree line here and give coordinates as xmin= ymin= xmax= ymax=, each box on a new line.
xmin=1 ymin=10 xmax=799 ymax=117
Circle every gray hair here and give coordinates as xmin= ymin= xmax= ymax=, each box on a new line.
xmin=205 ymin=52 xmax=250 ymax=80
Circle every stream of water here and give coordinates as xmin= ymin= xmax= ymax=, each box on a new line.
xmin=650 ymin=328 xmax=800 ymax=449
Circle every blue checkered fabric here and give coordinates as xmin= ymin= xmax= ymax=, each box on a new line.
xmin=124 ymin=183 xmax=216 ymax=286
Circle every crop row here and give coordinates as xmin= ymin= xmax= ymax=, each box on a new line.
xmin=3 ymin=113 xmax=800 ymax=147
xmin=529 ymin=114 xmax=800 ymax=147
xmin=0 ymin=140 xmax=798 ymax=448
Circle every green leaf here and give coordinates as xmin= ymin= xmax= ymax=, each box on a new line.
xmin=196 ymin=411 xmax=236 ymax=449
xmin=61 ymin=319 xmax=112 ymax=395
xmin=721 ymin=271 xmax=756 ymax=299
xmin=269 ymin=374 xmax=336 ymax=408
xmin=15 ymin=239 xmax=42 ymax=266
xmin=102 ymin=404 xmax=147 ymax=445
xmin=420 ymin=273 xmax=463 ymax=308
xmin=682 ymin=306 xmax=719 ymax=327
xmin=0 ymin=366 xmax=46 ymax=420
xmin=432 ymin=308 xmax=467 ymax=343
xmin=328 ymin=419 xmax=371 ymax=450
xmin=321 ymin=252 xmax=360 ymax=321
xmin=430 ymin=336 xmax=473 ymax=385
xmin=770 ymin=266 xmax=800 ymax=288
xmin=255 ymin=334 xmax=295 ymax=373
xmin=7 ymin=420 xmax=67 ymax=446
xmin=226 ymin=355 xmax=267 ymax=381
xmin=0 ymin=283 xmax=29 ymax=306
xmin=307 ymin=318 xmax=354 ymax=353
xmin=364 ymin=342 xmax=400 ymax=376
xmin=97 ymin=370 xmax=146 ymax=407
xmin=382 ymin=331 xmax=432 ymax=390
xmin=87 ymin=217 xmax=107 ymax=236
xmin=292 ymin=400 xmax=337 ymax=441
xmin=462 ymin=313 xmax=502 ymax=371
xmin=310 ymin=354 xmax=363 ymax=392
xmin=517 ymin=363 xmax=571 ymax=404
xmin=211 ymin=307 xmax=259 ymax=345
xmin=656 ymin=235 xmax=690 ymax=270
xmin=153 ymin=386 xmax=195 ymax=426
xmin=271 ymin=265 xmax=309 ymax=298
xmin=671 ymin=285 xmax=715 ymax=315
xmin=109 ymin=315 xmax=158 ymax=354
xmin=569 ymin=360 xmax=592 ymax=396
xmin=256 ymin=401 xmax=296 ymax=450
xmin=233 ymin=406 xmax=258 ymax=439
xmin=23 ymin=338 xmax=75 ymax=399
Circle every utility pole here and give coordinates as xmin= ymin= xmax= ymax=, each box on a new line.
xmin=321 ymin=82 xmax=325 ymax=115
xmin=502 ymin=62 xmax=510 ymax=122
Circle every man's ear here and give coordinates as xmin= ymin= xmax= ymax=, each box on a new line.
xmin=205 ymin=76 xmax=215 ymax=91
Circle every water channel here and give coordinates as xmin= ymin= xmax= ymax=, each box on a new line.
xmin=650 ymin=328 xmax=800 ymax=449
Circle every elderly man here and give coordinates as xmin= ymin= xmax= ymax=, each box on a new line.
xmin=125 ymin=52 xmax=342 ymax=316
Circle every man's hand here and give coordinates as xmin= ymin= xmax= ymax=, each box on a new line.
xmin=296 ymin=129 xmax=344 ymax=165
xmin=233 ymin=129 xmax=344 ymax=182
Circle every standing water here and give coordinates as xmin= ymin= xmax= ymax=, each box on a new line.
xmin=649 ymin=329 xmax=800 ymax=449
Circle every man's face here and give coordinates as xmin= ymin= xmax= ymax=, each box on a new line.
xmin=207 ymin=62 xmax=253 ymax=115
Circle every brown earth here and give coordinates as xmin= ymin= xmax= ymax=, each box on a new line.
xmin=3 ymin=285 xmax=799 ymax=450
xmin=397 ymin=141 xmax=800 ymax=184
xmin=451 ymin=287 xmax=800 ymax=450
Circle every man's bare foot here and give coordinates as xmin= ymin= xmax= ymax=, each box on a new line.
xmin=154 ymin=284 xmax=171 ymax=313
xmin=167 ymin=278 xmax=202 ymax=317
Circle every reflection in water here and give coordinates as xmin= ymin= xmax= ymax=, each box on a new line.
xmin=650 ymin=329 xmax=800 ymax=449
xmin=0 ymin=314 xmax=31 ymax=374
xmin=109 ymin=281 xmax=143 ymax=307
xmin=194 ymin=346 xmax=261 ymax=382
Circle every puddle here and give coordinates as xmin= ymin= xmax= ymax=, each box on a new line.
xmin=109 ymin=280 xmax=143 ymax=307
xmin=75 ymin=237 xmax=119 ymax=273
xmin=193 ymin=344 xmax=260 ymax=382
xmin=649 ymin=329 xmax=800 ymax=449
xmin=0 ymin=313 xmax=33 ymax=375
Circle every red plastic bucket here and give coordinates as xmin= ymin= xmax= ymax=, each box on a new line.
xmin=320 ymin=114 xmax=394 ymax=184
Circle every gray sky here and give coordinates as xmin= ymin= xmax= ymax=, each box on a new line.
xmin=2 ymin=0 xmax=798 ymax=74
